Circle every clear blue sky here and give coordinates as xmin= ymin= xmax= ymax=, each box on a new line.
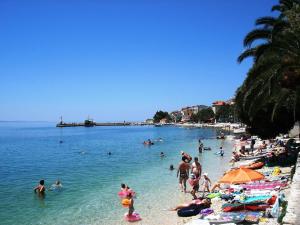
xmin=0 ymin=0 xmax=277 ymax=122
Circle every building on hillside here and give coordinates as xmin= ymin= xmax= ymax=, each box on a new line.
xmin=181 ymin=105 xmax=208 ymax=122
xmin=145 ymin=119 xmax=154 ymax=124
xmin=212 ymin=101 xmax=226 ymax=114
xmin=181 ymin=107 xmax=193 ymax=122
xmin=225 ymin=98 xmax=235 ymax=106
xmin=159 ymin=118 xmax=169 ymax=124
xmin=170 ymin=111 xmax=182 ymax=123
xmin=212 ymin=99 xmax=238 ymax=123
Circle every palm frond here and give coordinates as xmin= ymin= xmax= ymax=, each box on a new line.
xmin=255 ymin=16 xmax=278 ymax=27
xmin=237 ymin=48 xmax=257 ymax=63
xmin=271 ymin=5 xmax=283 ymax=12
xmin=243 ymin=29 xmax=271 ymax=47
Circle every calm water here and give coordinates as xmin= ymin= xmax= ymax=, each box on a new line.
xmin=0 ymin=122 xmax=232 ymax=225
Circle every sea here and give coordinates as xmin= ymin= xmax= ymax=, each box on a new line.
xmin=0 ymin=122 xmax=233 ymax=225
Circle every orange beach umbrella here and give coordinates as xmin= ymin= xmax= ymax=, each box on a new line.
xmin=219 ymin=168 xmax=264 ymax=184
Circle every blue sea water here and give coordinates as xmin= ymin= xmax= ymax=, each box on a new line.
xmin=0 ymin=122 xmax=232 ymax=225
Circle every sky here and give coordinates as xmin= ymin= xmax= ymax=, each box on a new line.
xmin=0 ymin=0 xmax=278 ymax=122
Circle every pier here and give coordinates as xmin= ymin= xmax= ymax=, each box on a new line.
xmin=56 ymin=117 xmax=133 ymax=127
xmin=56 ymin=122 xmax=132 ymax=127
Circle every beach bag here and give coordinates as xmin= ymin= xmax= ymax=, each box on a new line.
xmin=200 ymin=208 xmax=213 ymax=216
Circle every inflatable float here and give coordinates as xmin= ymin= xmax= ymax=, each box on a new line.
xmin=118 ymin=190 xmax=136 ymax=198
xmin=177 ymin=204 xmax=209 ymax=217
xmin=124 ymin=212 xmax=142 ymax=222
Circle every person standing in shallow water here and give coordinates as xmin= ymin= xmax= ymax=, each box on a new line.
xmin=177 ymin=156 xmax=190 ymax=192
xmin=34 ymin=180 xmax=46 ymax=196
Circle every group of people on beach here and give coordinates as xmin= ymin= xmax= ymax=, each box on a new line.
xmin=177 ymin=150 xmax=211 ymax=199
xmin=231 ymin=137 xmax=269 ymax=162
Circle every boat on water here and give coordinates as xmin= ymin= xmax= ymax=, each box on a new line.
xmin=233 ymin=127 xmax=246 ymax=134
xmin=84 ymin=119 xmax=96 ymax=127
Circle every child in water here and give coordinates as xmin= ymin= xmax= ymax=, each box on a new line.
xmin=34 ymin=180 xmax=46 ymax=195
xmin=121 ymin=183 xmax=128 ymax=192
xmin=122 ymin=192 xmax=135 ymax=216
xmin=128 ymin=193 xmax=134 ymax=216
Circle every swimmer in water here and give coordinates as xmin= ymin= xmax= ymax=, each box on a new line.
xmin=170 ymin=164 xmax=174 ymax=170
xmin=219 ymin=147 xmax=224 ymax=156
xmin=50 ymin=180 xmax=62 ymax=191
xmin=143 ymin=139 xmax=153 ymax=145
xmin=160 ymin=152 xmax=165 ymax=157
xmin=34 ymin=180 xmax=46 ymax=195
xmin=108 ymin=152 xmax=112 ymax=155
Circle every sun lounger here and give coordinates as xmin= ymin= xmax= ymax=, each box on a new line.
xmin=239 ymin=154 xmax=267 ymax=160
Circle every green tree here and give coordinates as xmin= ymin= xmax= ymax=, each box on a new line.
xmin=215 ymin=105 xmax=235 ymax=122
xmin=198 ymin=107 xmax=215 ymax=123
xmin=153 ymin=111 xmax=171 ymax=123
xmin=236 ymin=0 xmax=300 ymax=138
xmin=190 ymin=113 xmax=199 ymax=123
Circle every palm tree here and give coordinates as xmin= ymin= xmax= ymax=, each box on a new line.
xmin=238 ymin=0 xmax=300 ymax=88
xmin=235 ymin=0 xmax=300 ymax=138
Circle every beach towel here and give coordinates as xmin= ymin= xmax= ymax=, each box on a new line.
xmin=207 ymin=192 xmax=221 ymax=199
xmin=220 ymin=212 xmax=246 ymax=221
xmin=221 ymin=194 xmax=234 ymax=201
xmin=222 ymin=202 xmax=270 ymax=212
xmin=241 ymin=195 xmax=271 ymax=203
xmin=220 ymin=211 xmax=262 ymax=223
xmin=241 ymin=181 xmax=287 ymax=190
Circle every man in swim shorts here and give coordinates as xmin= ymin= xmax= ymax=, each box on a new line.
xmin=177 ymin=156 xmax=190 ymax=192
